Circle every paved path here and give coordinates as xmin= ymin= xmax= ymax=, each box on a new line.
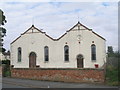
xmin=2 ymin=77 xmax=118 ymax=88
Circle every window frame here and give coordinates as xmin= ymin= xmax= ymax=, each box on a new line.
xmin=64 ymin=45 xmax=69 ymax=62
xmin=91 ymin=44 xmax=96 ymax=61
xmin=18 ymin=47 xmax=22 ymax=62
xmin=44 ymin=46 xmax=49 ymax=62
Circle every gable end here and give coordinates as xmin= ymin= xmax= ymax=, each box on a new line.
xmin=11 ymin=22 xmax=106 ymax=44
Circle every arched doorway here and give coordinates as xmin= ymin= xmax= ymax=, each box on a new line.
xmin=29 ymin=52 xmax=36 ymax=68
xmin=76 ymin=54 xmax=84 ymax=68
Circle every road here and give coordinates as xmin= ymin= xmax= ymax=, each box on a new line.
xmin=2 ymin=77 xmax=118 ymax=88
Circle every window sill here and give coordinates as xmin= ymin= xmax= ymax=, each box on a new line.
xmin=91 ymin=60 xmax=96 ymax=62
xmin=17 ymin=61 xmax=22 ymax=63
xmin=44 ymin=61 xmax=49 ymax=63
xmin=64 ymin=61 xmax=69 ymax=63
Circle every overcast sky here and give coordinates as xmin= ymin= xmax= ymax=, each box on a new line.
xmin=0 ymin=1 xmax=118 ymax=51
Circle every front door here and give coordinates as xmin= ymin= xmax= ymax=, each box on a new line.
xmin=29 ymin=52 xmax=36 ymax=68
xmin=77 ymin=54 xmax=84 ymax=68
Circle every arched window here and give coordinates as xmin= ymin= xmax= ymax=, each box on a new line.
xmin=18 ymin=47 xmax=22 ymax=62
xmin=91 ymin=44 xmax=96 ymax=61
xmin=64 ymin=45 xmax=69 ymax=61
xmin=44 ymin=46 xmax=49 ymax=61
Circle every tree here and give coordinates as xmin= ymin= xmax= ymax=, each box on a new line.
xmin=107 ymin=46 xmax=114 ymax=57
xmin=2 ymin=48 xmax=6 ymax=53
xmin=0 ymin=9 xmax=7 ymax=53
xmin=0 ymin=9 xmax=7 ymax=25
xmin=108 ymin=46 xmax=114 ymax=54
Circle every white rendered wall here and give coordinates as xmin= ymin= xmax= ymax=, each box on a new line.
xmin=11 ymin=24 xmax=106 ymax=68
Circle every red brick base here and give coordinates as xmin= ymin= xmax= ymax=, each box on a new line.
xmin=11 ymin=68 xmax=105 ymax=83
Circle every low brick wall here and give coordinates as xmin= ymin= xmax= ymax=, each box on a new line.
xmin=11 ymin=68 xmax=105 ymax=83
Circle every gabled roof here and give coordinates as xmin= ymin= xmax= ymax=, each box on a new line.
xmin=11 ymin=25 xmax=56 ymax=44
xmin=67 ymin=21 xmax=92 ymax=32
xmin=11 ymin=22 xmax=105 ymax=44
xmin=21 ymin=25 xmax=43 ymax=35
xmin=92 ymin=31 xmax=105 ymax=40
xmin=56 ymin=21 xmax=105 ymax=41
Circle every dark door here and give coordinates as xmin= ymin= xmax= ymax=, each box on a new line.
xmin=77 ymin=54 xmax=84 ymax=68
xmin=29 ymin=52 xmax=36 ymax=68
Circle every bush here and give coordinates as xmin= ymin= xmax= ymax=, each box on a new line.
xmin=4 ymin=71 xmax=11 ymax=77
xmin=106 ymin=65 xmax=119 ymax=86
xmin=2 ymin=60 xmax=10 ymax=65
xmin=2 ymin=60 xmax=11 ymax=77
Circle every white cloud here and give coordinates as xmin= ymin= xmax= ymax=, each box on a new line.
xmin=0 ymin=2 xmax=118 ymax=51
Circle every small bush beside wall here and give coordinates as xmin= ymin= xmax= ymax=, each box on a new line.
xmin=2 ymin=60 xmax=11 ymax=77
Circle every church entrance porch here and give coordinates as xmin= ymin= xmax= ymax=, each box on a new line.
xmin=77 ymin=54 xmax=84 ymax=68
xmin=29 ymin=52 xmax=36 ymax=68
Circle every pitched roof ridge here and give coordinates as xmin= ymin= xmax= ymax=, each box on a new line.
xmin=22 ymin=25 xmax=43 ymax=35
xmin=11 ymin=22 xmax=106 ymax=44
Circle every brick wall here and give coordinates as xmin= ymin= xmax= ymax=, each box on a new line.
xmin=11 ymin=68 xmax=105 ymax=83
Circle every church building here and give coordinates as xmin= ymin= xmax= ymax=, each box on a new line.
xmin=10 ymin=21 xmax=106 ymax=68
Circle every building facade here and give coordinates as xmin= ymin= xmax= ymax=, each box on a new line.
xmin=10 ymin=22 xmax=106 ymax=68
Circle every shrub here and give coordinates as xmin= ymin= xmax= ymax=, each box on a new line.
xmin=4 ymin=71 xmax=11 ymax=77
xmin=2 ymin=60 xmax=10 ymax=65
xmin=106 ymin=65 xmax=119 ymax=86
xmin=2 ymin=60 xmax=11 ymax=77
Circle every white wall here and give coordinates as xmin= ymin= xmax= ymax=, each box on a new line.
xmin=11 ymin=23 xmax=106 ymax=68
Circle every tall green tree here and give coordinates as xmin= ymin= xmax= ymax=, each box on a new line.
xmin=0 ymin=9 xmax=7 ymax=52
xmin=108 ymin=46 xmax=114 ymax=53
xmin=107 ymin=46 xmax=114 ymax=57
